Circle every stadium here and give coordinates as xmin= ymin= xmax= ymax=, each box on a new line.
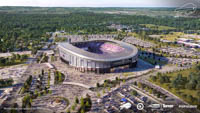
xmin=58 ymin=39 xmax=138 ymax=73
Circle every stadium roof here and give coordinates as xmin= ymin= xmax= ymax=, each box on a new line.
xmin=58 ymin=39 xmax=138 ymax=62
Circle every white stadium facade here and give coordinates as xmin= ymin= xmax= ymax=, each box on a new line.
xmin=58 ymin=39 xmax=138 ymax=74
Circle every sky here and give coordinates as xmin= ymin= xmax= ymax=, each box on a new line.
xmin=0 ymin=0 xmax=198 ymax=7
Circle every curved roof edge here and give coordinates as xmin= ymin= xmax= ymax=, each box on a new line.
xmin=58 ymin=39 xmax=138 ymax=62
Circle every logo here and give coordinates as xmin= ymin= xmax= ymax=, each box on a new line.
xmin=137 ymin=103 xmax=144 ymax=110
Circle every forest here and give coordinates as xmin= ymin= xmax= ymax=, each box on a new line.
xmin=0 ymin=8 xmax=200 ymax=52
xmin=150 ymin=64 xmax=200 ymax=108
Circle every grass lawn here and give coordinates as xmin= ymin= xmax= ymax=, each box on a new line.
xmin=160 ymin=32 xmax=184 ymax=42
xmin=159 ymin=32 xmax=200 ymax=42
xmin=165 ymin=68 xmax=193 ymax=78
xmin=127 ymin=32 xmax=139 ymax=37
xmin=123 ymin=72 xmax=134 ymax=77
xmin=139 ymin=56 xmax=167 ymax=66
xmin=0 ymin=59 xmax=28 ymax=68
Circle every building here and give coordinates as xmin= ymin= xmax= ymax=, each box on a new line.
xmin=177 ymin=38 xmax=200 ymax=48
xmin=177 ymin=38 xmax=193 ymax=42
xmin=58 ymin=39 xmax=138 ymax=74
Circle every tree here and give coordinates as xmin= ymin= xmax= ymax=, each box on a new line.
xmin=48 ymin=90 xmax=52 ymax=94
xmin=181 ymin=94 xmax=187 ymax=98
xmin=71 ymin=105 xmax=75 ymax=111
xmin=58 ymin=72 xmax=63 ymax=82
xmin=159 ymin=76 xmax=165 ymax=83
xmin=187 ymin=95 xmax=195 ymax=102
xmin=123 ymin=79 xmax=126 ymax=83
xmin=131 ymin=90 xmax=138 ymax=96
xmin=102 ymin=89 xmax=105 ymax=94
xmin=38 ymin=92 xmax=41 ymax=97
xmin=85 ymin=101 xmax=90 ymax=107
xmin=149 ymin=88 xmax=153 ymax=94
xmin=21 ymin=87 xmax=25 ymax=94
xmin=195 ymin=64 xmax=200 ymax=71
xmin=186 ymin=82 xmax=196 ymax=90
xmin=42 ymin=69 xmax=44 ymax=75
xmin=97 ymin=92 xmax=101 ymax=98
xmin=145 ymin=87 xmax=149 ymax=91
xmin=16 ymin=54 xmax=20 ymax=60
xmin=108 ymin=87 xmax=111 ymax=91
xmin=31 ymin=48 xmax=37 ymax=55
xmin=156 ymin=72 xmax=162 ymax=78
xmin=80 ymin=97 xmax=84 ymax=107
xmin=34 ymin=90 xmax=38 ymax=96
xmin=66 ymin=109 xmax=71 ymax=113
xmin=162 ymin=95 xmax=167 ymax=100
xmin=137 ymin=82 xmax=141 ymax=88
xmin=51 ymin=56 xmax=55 ymax=62
xmin=151 ymin=76 xmax=157 ymax=82
xmin=153 ymin=89 xmax=157 ymax=95
xmin=43 ymin=90 xmax=47 ymax=95
xmin=96 ymin=83 xmax=100 ymax=87
xmin=133 ymin=81 xmax=137 ymax=86
xmin=75 ymin=96 xmax=79 ymax=104
xmin=196 ymin=83 xmax=200 ymax=90
xmin=11 ymin=53 xmax=16 ymax=60
xmin=81 ymin=109 xmax=85 ymax=113
xmin=21 ymin=55 xmax=28 ymax=61
xmin=157 ymin=93 xmax=161 ymax=98
xmin=22 ymin=94 xmax=32 ymax=108
xmin=115 ymin=77 xmax=119 ymax=81
xmin=103 ymin=82 xmax=107 ymax=88
xmin=197 ymin=91 xmax=200 ymax=99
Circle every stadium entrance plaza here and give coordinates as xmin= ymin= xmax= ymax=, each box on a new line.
xmin=52 ymin=58 xmax=153 ymax=88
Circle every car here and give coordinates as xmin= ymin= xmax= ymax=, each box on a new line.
xmin=132 ymin=106 xmax=138 ymax=112
xmin=141 ymin=96 xmax=148 ymax=102
xmin=121 ymin=98 xmax=128 ymax=103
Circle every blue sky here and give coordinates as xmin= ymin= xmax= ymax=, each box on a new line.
xmin=0 ymin=0 xmax=193 ymax=7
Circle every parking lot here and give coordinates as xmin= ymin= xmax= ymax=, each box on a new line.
xmin=158 ymin=47 xmax=200 ymax=58
xmin=123 ymin=37 xmax=156 ymax=48
xmin=91 ymin=84 xmax=158 ymax=113
xmin=168 ymin=57 xmax=200 ymax=67
xmin=0 ymin=64 xmax=28 ymax=83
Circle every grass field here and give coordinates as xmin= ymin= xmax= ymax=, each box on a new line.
xmin=140 ymin=24 xmax=176 ymax=30
xmin=155 ymin=32 xmax=200 ymax=42
xmin=161 ymin=32 xmax=183 ymax=41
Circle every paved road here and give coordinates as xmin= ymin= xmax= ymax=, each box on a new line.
xmin=62 ymin=82 xmax=91 ymax=89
